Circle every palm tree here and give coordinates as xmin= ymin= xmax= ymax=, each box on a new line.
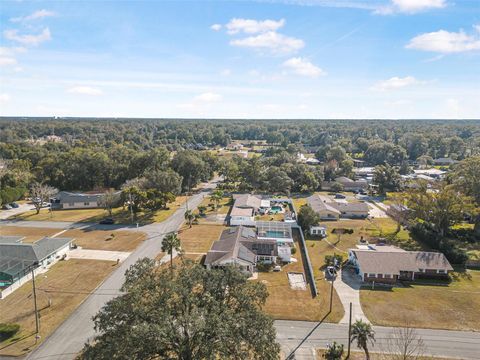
xmin=350 ymin=320 xmax=375 ymax=360
xmin=184 ymin=210 xmax=195 ymax=228
xmin=161 ymin=232 xmax=181 ymax=270
xmin=209 ymin=190 xmax=224 ymax=211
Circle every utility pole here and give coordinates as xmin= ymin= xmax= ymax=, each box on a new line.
xmin=329 ymin=280 xmax=333 ymax=312
xmin=31 ymin=265 xmax=40 ymax=339
xmin=347 ymin=302 xmax=352 ymax=359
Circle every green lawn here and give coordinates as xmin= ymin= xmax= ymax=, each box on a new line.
xmin=360 ymin=270 xmax=480 ymax=331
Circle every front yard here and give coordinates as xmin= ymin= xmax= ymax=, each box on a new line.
xmin=0 ymin=259 xmax=116 ymax=356
xmin=258 ymin=239 xmax=344 ymax=323
xmin=9 ymin=196 xmax=187 ymax=225
xmin=178 ymin=223 xmax=224 ymax=254
xmin=63 ymin=228 xmax=146 ymax=252
xmin=360 ymin=270 xmax=480 ymax=331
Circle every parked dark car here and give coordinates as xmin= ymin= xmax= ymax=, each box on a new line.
xmin=335 ymin=193 xmax=346 ymax=199
xmin=99 ymin=218 xmax=115 ymax=225
xmin=10 ymin=202 xmax=20 ymax=208
xmin=2 ymin=204 xmax=12 ymax=210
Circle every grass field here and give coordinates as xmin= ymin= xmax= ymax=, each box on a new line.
xmin=10 ymin=196 xmax=187 ymax=225
xmin=259 ymin=239 xmax=344 ymax=323
xmin=360 ymin=270 xmax=480 ymax=331
xmin=63 ymin=228 xmax=146 ymax=252
xmin=178 ymin=223 xmax=224 ymax=254
xmin=0 ymin=226 xmax=60 ymax=242
xmin=0 ymin=259 xmax=116 ymax=356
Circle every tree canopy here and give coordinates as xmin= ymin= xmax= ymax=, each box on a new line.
xmin=80 ymin=259 xmax=280 ymax=360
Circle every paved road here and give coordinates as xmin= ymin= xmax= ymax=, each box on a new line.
xmin=22 ymin=181 xmax=216 ymax=360
xmin=276 ymin=320 xmax=480 ymax=360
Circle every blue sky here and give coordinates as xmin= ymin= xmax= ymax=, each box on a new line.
xmin=1 ymin=0 xmax=479 ymax=119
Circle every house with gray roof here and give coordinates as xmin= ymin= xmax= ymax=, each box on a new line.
xmin=307 ymin=194 xmax=369 ymax=220
xmin=50 ymin=190 xmax=120 ymax=210
xmin=348 ymin=244 xmax=453 ymax=284
xmin=204 ymin=225 xmax=292 ymax=273
xmin=0 ymin=236 xmax=73 ymax=298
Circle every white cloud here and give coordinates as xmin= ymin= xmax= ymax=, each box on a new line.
xmin=0 ymin=57 xmax=17 ymax=66
xmin=10 ymin=9 xmax=56 ymax=22
xmin=220 ymin=69 xmax=231 ymax=76
xmin=0 ymin=46 xmax=26 ymax=67
xmin=210 ymin=24 xmax=222 ymax=31
xmin=282 ymin=57 xmax=326 ymax=77
xmin=194 ymin=92 xmax=222 ymax=102
xmin=4 ymin=27 xmax=51 ymax=46
xmin=225 ymin=18 xmax=285 ymax=34
xmin=0 ymin=94 xmax=11 ymax=103
xmin=376 ymin=0 xmax=446 ymax=14
xmin=406 ymin=28 xmax=480 ymax=53
xmin=67 ymin=86 xmax=103 ymax=96
xmin=230 ymin=31 xmax=304 ymax=54
xmin=371 ymin=76 xmax=420 ymax=91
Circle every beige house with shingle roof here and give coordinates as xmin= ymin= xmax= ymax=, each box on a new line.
xmin=348 ymin=244 xmax=453 ymax=283
xmin=307 ymin=194 xmax=369 ymax=220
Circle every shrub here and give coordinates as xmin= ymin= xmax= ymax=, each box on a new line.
xmin=324 ymin=254 xmax=344 ymax=268
xmin=0 ymin=323 xmax=20 ymax=341
xmin=330 ymin=182 xmax=344 ymax=193
xmin=291 ymin=246 xmax=297 ymax=255
xmin=256 ymin=262 xmax=274 ymax=272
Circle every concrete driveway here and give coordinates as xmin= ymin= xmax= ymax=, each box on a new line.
xmin=68 ymin=248 xmax=131 ymax=262
xmin=333 ymin=268 xmax=369 ymax=324
xmin=366 ymin=202 xmax=389 ymax=218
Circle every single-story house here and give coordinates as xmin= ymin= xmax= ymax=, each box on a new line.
xmin=309 ymin=225 xmax=327 ymax=237
xmin=334 ymin=177 xmax=369 ymax=191
xmin=0 ymin=236 xmax=74 ymax=298
xmin=307 ymin=194 xmax=341 ymax=220
xmin=204 ymin=225 xmax=292 ymax=274
xmin=230 ymin=194 xmax=263 ymax=226
xmin=348 ymin=244 xmax=453 ymax=284
xmin=307 ymin=194 xmax=369 ymax=220
xmin=50 ymin=191 xmax=120 ymax=210
xmin=433 ymin=157 xmax=457 ymax=166
xmin=335 ymin=202 xmax=369 ymax=219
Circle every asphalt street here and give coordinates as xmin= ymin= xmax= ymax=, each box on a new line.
xmin=18 ymin=184 xmax=214 ymax=360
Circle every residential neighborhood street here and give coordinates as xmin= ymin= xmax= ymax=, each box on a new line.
xmin=6 ymin=181 xmax=218 ymax=360
xmin=277 ymin=320 xmax=480 ymax=360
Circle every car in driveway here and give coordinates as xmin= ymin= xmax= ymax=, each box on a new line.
xmin=335 ymin=193 xmax=346 ymax=199
xmin=2 ymin=204 xmax=12 ymax=210
xmin=10 ymin=202 xmax=20 ymax=208
xmin=99 ymin=218 xmax=115 ymax=225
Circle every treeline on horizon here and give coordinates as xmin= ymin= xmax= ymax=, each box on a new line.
xmin=0 ymin=117 xmax=479 ymax=194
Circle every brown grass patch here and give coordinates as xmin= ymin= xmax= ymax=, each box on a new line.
xmin=259 ymin=240 xmax=343 ymax=323
xmin=179 ymin=224 xmax=224 ymax=254
xmin=63 ymin=229 xmax=146 ymax=252
xmin=0 ymin=259 xmax=116 ymax=356
xmin=360 ymin=270 xmax=480 ymax=331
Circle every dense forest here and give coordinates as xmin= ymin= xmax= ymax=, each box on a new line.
xmin=0 ymin=118 xmax=479 ymax=197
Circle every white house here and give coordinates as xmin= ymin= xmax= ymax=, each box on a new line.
xmin=309 ymin=225 xmax=327 ymax=237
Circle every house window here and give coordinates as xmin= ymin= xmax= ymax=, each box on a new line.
xmin=84 ymin=202 xmax=90 ymax=206
xmin=384 ymin=274 xmax=392 ymax=278
xmin=69 ymin=202 xmax=75 ymax=206
xmin=418 ymin=268 xmax=425 ymax=272
xmin=368 ymin=273 xmax=376 ymax=278
xmin=437 ymin=269 xmax=446 ymax=274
